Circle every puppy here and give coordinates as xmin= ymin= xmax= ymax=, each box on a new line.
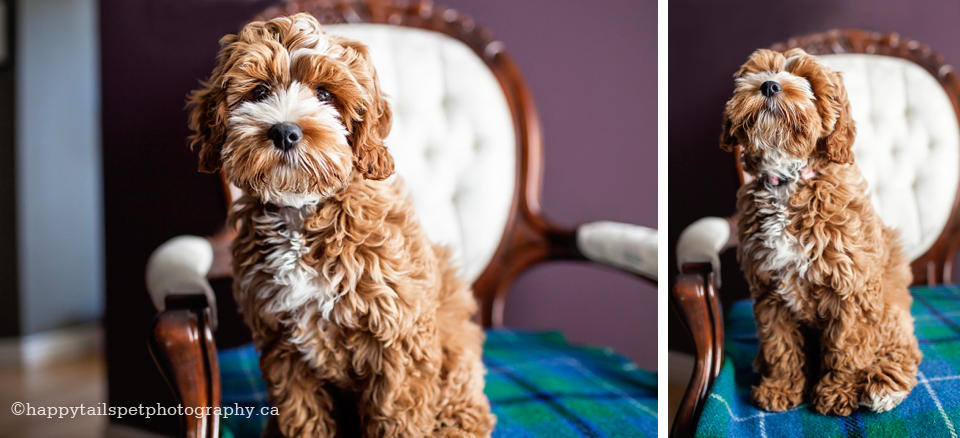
xmin=721 ymin=48 xmax=922 ymax=416
xmin=187 ymin=13 xmax=495 ymax=436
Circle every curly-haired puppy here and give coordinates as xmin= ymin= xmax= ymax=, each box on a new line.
xmin=187 ymin=13 xmax=495 ymax=436
xmin=721 ymin=48 xmax=922 ymax=416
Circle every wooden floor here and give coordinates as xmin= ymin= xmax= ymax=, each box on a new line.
xmin=0 ymin=354 xmax=107 ymax=438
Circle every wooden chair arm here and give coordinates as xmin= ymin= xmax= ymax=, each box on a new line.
xmin=540 ymin=224 xmax=657 ymax=284
xmin=676 ymin=215 xmax=738 ymax=288
xmin=476 ymin=218 xmax=656 ymax=327
xmin=670 ymin=263 xmax=724 ymax=438
xmin=149 ymin=295 xmax=221 ymax=438
xmin=575 ymin=221 xmax=657 ymax=283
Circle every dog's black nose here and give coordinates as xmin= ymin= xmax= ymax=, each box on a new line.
xmin=268 ymin=122 xmax=302 ymax=152
xmin=760 ymin=81 xmax=782 ymax=97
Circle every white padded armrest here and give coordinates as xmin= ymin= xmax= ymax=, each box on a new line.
xmin=576 ymin=221 xmax=657 ymax=280
xmin=145 ymin=235 xmax=217 ymax=328
xmin=676 ymin=217 xmax=731 ymax=287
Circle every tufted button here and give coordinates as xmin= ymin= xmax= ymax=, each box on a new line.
xmin=451 ymin=188 xmax=461 ymax=205
xmin=473 ymin=139 xmax=483 ymax=153
xmin=423 ymin=144 xmax=438 ymax=162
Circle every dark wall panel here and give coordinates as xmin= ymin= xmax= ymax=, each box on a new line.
xmin=100 ymin=0 xmax=274 ymax=432
xmin=0 ymin=0 xmax=19 ymax=338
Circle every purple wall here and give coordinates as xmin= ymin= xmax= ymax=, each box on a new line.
xmin=438 ymin=0 xmax=658 ymax=369
xmin=668 ymin=0 xmax=960 ymax=353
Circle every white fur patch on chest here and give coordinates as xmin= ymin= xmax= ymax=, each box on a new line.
xmin=238 ymin=206 xmax=341 ymax=321
xmin=745 ymin=186 xmax=810 ymax=312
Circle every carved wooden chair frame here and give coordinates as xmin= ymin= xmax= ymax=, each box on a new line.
xmin=671 ymin=29 xmax=960 ymax=438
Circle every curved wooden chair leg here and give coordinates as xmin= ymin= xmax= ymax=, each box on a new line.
xmin=149 ymin=295 xmax=221 ymax=438
xmin=707 ymin=272 xmax=724 ymax=379
xmin=670 ymin=264 xmax=721 ymax=438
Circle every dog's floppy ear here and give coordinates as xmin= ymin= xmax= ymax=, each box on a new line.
xmin=334 ymin=36 xmax=395 ymax=180
xmin=187 ymin=83 xmax=228 ymax=173
xmin=787 ymin=50 xmax=855 ymax=164
xmin=720 ymin=112 xmax=737 ymax=152
xmin=820 ymin=71 xmax=855 ymax=164
xmin=187 ymin=35 xmax=236 ymax=173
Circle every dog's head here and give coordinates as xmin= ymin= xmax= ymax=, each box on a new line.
xmin=187 ymin=13 xmax=393 ymax=207
xmin=721 ymin=48 xmax=855 ymax=185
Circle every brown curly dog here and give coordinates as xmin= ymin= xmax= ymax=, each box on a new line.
xmin=721 ymin=48 xmax=922 ymax=416
xmin=187 ymin=13 xmax=495 ymax=436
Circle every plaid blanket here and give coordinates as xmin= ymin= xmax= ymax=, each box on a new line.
xmin=698 ymin=285 xmax=960 ymax=437
xmin=219 ymin=329 xmax=657 ymax=438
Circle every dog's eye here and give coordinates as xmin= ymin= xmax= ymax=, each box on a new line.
xmin=250 ymin=84 xmax=269 ymax=102
xmin=316 ymin=88 xmax=333 ymax=102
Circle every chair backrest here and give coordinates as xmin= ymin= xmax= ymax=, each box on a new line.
xmin=817 ymin=54 xmax=959 ymax=263
xmin=740 ymin=30 xmax=960 ymax=285
xmin=321 ymin=23 xmax=516 ymax=284
xmin=251 ymin=1 xmax=553 ymax=326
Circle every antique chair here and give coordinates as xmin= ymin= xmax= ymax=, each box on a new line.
xmin=144 ymin=1 xmax=657 ymax=437
xmin=673 ymin=30 xmax=960 ymax=437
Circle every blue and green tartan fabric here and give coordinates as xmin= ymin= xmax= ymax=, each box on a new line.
xmin=697 ymin=285 xmax=960 ymax=437
xmin=219 ymin=329 xmax=657 ymax=438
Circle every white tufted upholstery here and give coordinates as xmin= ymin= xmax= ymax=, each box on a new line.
xmin=819 ymin=54 xmax=959 ymax=261
xmin=323 ymin=24 xmax=516 ymax=283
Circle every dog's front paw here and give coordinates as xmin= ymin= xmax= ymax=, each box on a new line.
xmin=860 ymin=386 xmax=909 ymax=413
xmin=813 ymin=372 xmax=860 ymax=416
xmin=752 ymin=378 xmax=803 ymax=412
xmin=860 ymin=363 xmax=916 ymax=413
